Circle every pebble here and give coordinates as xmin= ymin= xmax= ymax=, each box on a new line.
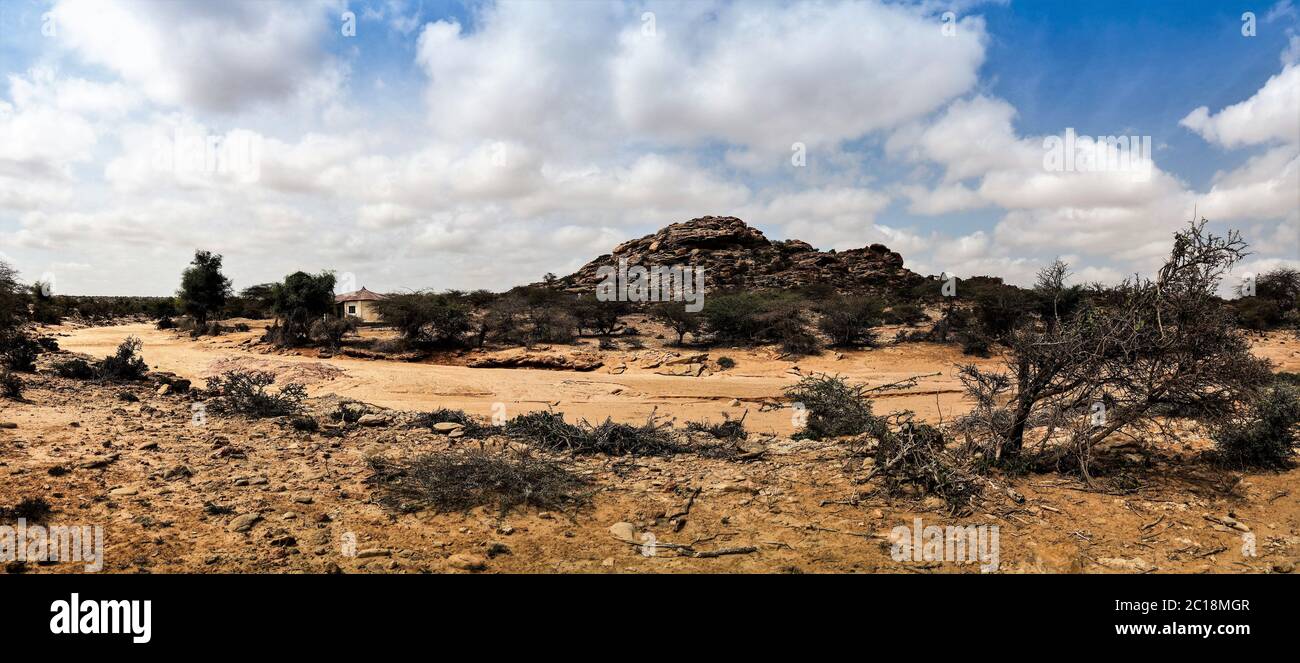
xmin=229 ymin=513 xmax=263 ymax=533
xmin=448 ymin=554 xmax=487 ymax=571
xmin=608 ymin=522 xmax=638 ymax=542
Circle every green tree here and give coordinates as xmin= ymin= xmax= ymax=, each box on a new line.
xmin=651 ymin=301 xmax=702 ymax=345
xmin=268 ymin=271 xmax=337 ymax=346
xmin=176 ymin=250 xmax=232 ymax=326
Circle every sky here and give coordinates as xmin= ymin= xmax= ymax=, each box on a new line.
xmin=0 ymin=0 xmax=1296 ymax=296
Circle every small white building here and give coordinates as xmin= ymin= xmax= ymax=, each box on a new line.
xmin=335 ymin=287 xmax=386 ymax=323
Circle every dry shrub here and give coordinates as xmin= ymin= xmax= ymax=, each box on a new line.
xmin=411 ymin=407 xmax=492 ymax=438
xmin=505 ymin=410 xmax=688 ymax=455
xmin=1212 ymin=383 xmax=1300 ymax=469
xmin=52 ymin=357 xmax=97 ymax=379
xmin=0 ymin=369 xmax=22 ymax=400
xmin=0 ymin=496 xmax=53 ymax=523
xmin=785 ymin=374 xmax=882 ymax=440
xmin=207 ymin=369 xmax=306 ymax=417
xmin=685 ymin=411 xmax=748 ymax=440
xmin=98 ymin=336 xmax=148 ymax=381
xmin=366 ymin=449 xmax=590 ymax=515
xmin=871 ymin=418 xmax=983 ymax=512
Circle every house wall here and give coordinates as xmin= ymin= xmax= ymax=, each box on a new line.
xmin=339 ymin=300 xmax=383 ymax=323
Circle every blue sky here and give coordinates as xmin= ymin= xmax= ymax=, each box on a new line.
xmin=0 ymin=0 xmax=1296 ymax=295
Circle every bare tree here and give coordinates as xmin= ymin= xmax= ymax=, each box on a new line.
xmin=957 ymin=220 xmax=1272 ymax=479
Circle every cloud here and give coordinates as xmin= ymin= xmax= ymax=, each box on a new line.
xmin=1180 ymin=63 xmax=1300 ymax=148
xmin=50 ymin=0 xmax=344 ymax=113
xmin=613 ymin=1 xmax=987 ymax=150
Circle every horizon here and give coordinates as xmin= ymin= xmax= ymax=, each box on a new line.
xmin=1 ymin=0 xmax=1297 ymax=298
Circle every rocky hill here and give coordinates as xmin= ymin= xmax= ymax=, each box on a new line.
xmin=560 ymin=216 xmax=925 ymax=295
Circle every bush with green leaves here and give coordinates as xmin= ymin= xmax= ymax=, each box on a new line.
xmin=176 ymin=250 xmax=232 ymax=327
xmin=785 ymin=374 xmax=883 ymax=440
xmin=207 ymin=369 xmax=307 ymax=418
xmin=572 ymin=294 xmax=629 ymax=336
xmin=98 ymin=337 xmax=149 ymax=381
xmin=2 ymin=332 xmax=39 ymax=372
xmin=262 ymin=271 xmax=337 ymax=347
xmin=701 ymin=292 xmax=770 ymax=342
xmin=883 ymin=303 xmax=928 ymax=326
xmin=716 ymin=356 xmax=736 ymax=370
xmin=816 ymin=295 xmax=883 ymax=347
xmin=309 ymin=314 xmax=358 ymax=349
xmin=650 ymin=301 xmax=702 ymax=345
xmin=1212 ymin=384 xmax=1300 ymax=468
xmin=375 ymin=291 xmax=471 ymax=346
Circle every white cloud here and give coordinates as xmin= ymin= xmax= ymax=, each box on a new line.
xmin=613 ymin=1 xmax=986 ymax=150
xmin=50 ymin=0 xmax=344 ymax=113
xmin=1180 ymin=63 xmax=1300 ymax=148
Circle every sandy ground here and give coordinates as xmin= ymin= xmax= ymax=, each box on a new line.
xmin=0 ymin=323 xmax=1296 ymax=574
xmin=49 ymin=321 xmax=998 ymax=435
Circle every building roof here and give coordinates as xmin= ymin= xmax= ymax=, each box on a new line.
xmin=335 ymin=287 xmax=386 ymax=303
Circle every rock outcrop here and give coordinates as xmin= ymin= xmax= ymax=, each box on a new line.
xmin=560 ymin=216 xmax=924 ymax=295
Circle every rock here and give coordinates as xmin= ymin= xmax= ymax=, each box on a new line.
xmin=654 ymin=364 xmax=705 ymax=377
xmin=486 ymin=542 xmax=511 ymax=558
xmin=229 ymin=513 xmax=263 ymax=533
xmin=155 ymin=384 xmax=171 ymax=397
xmin=0 ymin=422 xmax=15 ymax=429
xmin=356 ymin=548 xmax=391 ymax=558
xmin=357 ymin=414 xmax=389 ymax=427
xmin=608 ymin=522 xmax=639 ymax=543
xmin=432 ymin=422 xmax=464 ymax=434
xmin=448 ymin=554 xmax=488 ymax=571
xmin=664 ymin=353 xmax=709 ymax=366
xmin=108 ymin=485 xmax=139 ymax=497
xmin=712 ymin=482 xmax=758 ymax=495
xmin=468 ymin=348 xmax=603 ymax=371
xmin=136 ymin=441 xmax=159 ymax=451
xmin=293 ymin=495 xmax=314 ymax=504
xmin=559 ymin=216 xmax=922 ymax=298
xmin=1272 ymin=561 xmax=1295 ymax=574
xmin=1098 ymin=557 xmax=1155 ymax=573
xmin=77 ymin=454 xmax=119 ymax=469
xmin=728 ymin=399 xmax=741 ymax=407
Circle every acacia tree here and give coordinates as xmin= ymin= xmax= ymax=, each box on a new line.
xmin=956 ymin=220 xmax=1272 ymax=479
xmin=267 ymin=271 xmax=336 ymax=347
xmin=177 ymin=250 xmax=232 ymax=326
xmin=651 ymin=301 xmax=702 ymax=345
